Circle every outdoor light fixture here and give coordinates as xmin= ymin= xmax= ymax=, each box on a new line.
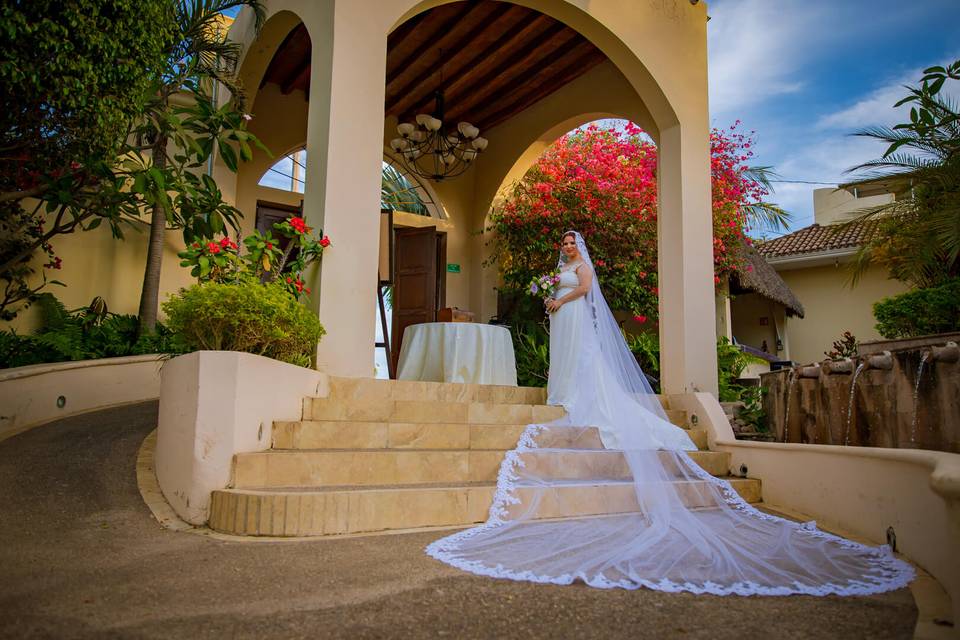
xmin=390 ymin=88 xmax=488 ymax=182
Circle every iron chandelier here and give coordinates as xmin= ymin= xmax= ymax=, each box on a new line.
xmin=390 ymin=89 xmax=488 ymax=182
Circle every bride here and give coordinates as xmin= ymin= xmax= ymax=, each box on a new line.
xmin=426 ymin=230 xmax=913 ymax=596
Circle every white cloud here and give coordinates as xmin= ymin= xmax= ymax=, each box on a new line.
xmin=817 ymin=73 xmax=914 ymax=130
xmin=818 ymin=61 xmax=959 ymax=130
xmin=707 ymin=0 xmax=825 ymax=116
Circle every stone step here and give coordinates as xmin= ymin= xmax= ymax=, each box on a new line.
xmin=303 ymin=397 xmax=567 ymax=424
xmin=232 ymin=449 xmax=731 ymax=488
xmin=209 ymin=477 xmax=762 ymax=537
xmin=273 ymin=421 xmax=708 ymax=451
xmin=302 ymin=397 xmax=687 ymax=428
xmin=328 ymin=376 xmax=549 ymax=406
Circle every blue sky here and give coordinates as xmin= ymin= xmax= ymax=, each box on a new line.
xmin=706 ymin=0 xmax=960 ymax=236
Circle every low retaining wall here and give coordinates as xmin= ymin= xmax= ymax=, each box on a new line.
xmin=716 ymin=439 xmax=960 ymax=624
xmin=0 ymin=355 xmax=165 ymax=442
xmin=155 ymin=351 xmax=329 ymax=525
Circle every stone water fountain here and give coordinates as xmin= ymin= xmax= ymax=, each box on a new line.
xmin=761 ymin=339 xmax=960 ymax=453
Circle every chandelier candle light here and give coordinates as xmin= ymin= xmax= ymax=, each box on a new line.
xmin=391 ymin=89 xmax=488 ymax=182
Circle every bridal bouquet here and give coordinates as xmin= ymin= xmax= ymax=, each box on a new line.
xmin=527 ymin=270 xmax=561 ymax=301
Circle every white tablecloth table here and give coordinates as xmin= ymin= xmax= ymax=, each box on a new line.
xmin=397 ymin=322 xmax=518 ymax=386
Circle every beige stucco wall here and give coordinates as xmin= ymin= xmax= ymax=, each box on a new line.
xmin=777 ymin=263 xmax=908 ymax=365
xmin=813 ymin=187 xmax=895 ymax=226
xmin=0 ymin=355 xmax=164 ymax=442
xmin=3 ymin=209 xmax=195 ymax=334
xmin=731 ymin=293 xmax=784 ymax=357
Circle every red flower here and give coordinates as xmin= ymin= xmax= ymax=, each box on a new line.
xmin=319 ymin=236 xmax=330 ymax=248
xmin=266 ymin=242 xmax=273 ymax=250
xmin=305 ymin=287 xmax=311 ymax=294
xmin=286 ymin=277 xmax=293 ymax=283
xmin=633 ymin=315 xmax=647 ymax=324
xmin=289 ymin=217 xmax=307 ymax=233
xmin=220 ymin=237 xmax=231 ymax=248
xmin=206 ymin=242 xmax=220 ymax=254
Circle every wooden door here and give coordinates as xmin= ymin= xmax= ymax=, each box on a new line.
xmin=392 ymin=226 xmax=437 ymax=371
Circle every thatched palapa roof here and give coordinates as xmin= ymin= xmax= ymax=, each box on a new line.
xmin=732 ymin=241 xmax=805 ymax=318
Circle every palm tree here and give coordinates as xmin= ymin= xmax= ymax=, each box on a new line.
xmin=841 ymin=61 xmax=960 ymax=288
xmin=381 ymin=163 xmax=429 ymax=215
xmin=136 ymin=0 xmax=266 ymax=334
xmin=742 ymin=165 xmax=791 ymax=233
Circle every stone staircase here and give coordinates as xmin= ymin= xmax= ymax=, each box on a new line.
xmin=208 ymin=378 xmax=762 ymax=537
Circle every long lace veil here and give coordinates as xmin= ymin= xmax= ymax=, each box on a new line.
xmin=426 ymin=231 xmax=913 ymax=596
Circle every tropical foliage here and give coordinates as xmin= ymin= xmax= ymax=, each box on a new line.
xmin=0 ymin=294 xmax=181 ymax=369
xmin=0 ymin=0 xmax=174 ymax=320
xmin=133 ymin=0 xmax=267 ymax=333
xmin=0 ymin=0 xmax=269 ymax=329
xmin=176 ymin=216 xmax=329 ymax=298
xmin=845 ymin=59 xmax=960 ymax=289
xmin=487 ymin=122 xmax=786 ymax=321
xmin=381 ymin=163 xmax=430 ymax=215
xmin=163 ymin=279 xmax=325 ymax=367
xmin=873 ymin=278 xmax=960 ymax=338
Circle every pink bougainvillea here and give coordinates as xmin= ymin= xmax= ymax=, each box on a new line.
xmin=488 ymin=121 xmax=766 ymax=321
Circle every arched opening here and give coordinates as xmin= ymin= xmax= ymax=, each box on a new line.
xmin=226 ymin=0 xmax=713 ymax=391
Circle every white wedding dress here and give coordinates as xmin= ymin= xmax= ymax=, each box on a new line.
xmin=426 ymin=231 xmax=913 ymax=596
xmin=547 ymin=263 xmax=696 ymax=451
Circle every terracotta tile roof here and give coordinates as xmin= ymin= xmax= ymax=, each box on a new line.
xmin=757 ymin=220 xmax=880 ymax=259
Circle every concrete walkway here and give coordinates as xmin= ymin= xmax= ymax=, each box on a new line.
xmin=0 ymin=403 xmax=916 ymax=639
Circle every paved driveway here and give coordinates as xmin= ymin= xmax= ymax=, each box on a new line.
xmin=0 ymin=402 xmax=916 ymax=639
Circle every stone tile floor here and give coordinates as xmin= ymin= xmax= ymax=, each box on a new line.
xmin=0 ymin=402 xmax=916 ymax=639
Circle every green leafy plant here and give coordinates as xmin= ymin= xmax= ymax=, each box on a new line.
xmin=716 ymin=337 xmax=766 ymax=403
xmin=0 ymin=294 xmax=182 ymax=369
xmin=737 ymin=386 xmax=768 ymax=432
xmin=873 ymin=279 xmax=960 ymax=338
xmin=843 ymin=58 xmax=960 ymax=289
xmin=512 ymin=322 xmax=551 ymax=388
xmin=0 ymin=0 xmax=174 ymax=320
xmin=625 ymin=331 xmax=660 ymax=377
xmin=177 ymin=216 xmax=329 ymax=298
xmin=162 ymin=279 xmax=325 ymax=367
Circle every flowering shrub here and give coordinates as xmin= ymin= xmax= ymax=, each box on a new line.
xmin=824 ymin=330 xmax=859 ymax=361
xmin=488 ymin=122 xmax=766 ymax=321
xmin=177 ymin=217 xmax=329 ymax=299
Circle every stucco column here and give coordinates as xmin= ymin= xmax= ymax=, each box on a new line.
xmin=300 ymin=2 xmax=386 ymax=377
xmin=657 ymin=124 xmax=719 ymax=395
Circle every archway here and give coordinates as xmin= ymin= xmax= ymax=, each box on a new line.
xmin=227 ymin=0 xmax=715 ymax=392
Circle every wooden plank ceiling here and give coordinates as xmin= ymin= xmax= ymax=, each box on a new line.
xmin=259 ymin=1 xmax=608 ymax=132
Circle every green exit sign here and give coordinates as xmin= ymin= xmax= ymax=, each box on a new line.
xmin=446 ymin=263 xmax=461 ymax=273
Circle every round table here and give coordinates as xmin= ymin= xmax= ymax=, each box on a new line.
xmin=396 ymin=322 xmax=518 ymax=386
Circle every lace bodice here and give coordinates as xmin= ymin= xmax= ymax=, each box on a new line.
xmin=557 ymin=262 xmax=583 ymax=292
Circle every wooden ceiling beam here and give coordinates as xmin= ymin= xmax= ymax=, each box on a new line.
xmin=474 ymin=48 xmax=605 ymax=131
xmin=442 ymin=30 xmax=582 ymax=124
xmin=385 ymin=2 xmax=515 ymax=114
xmin=384 ymin=1 xmax=480 ymax=87
xmin=280 ymin=59 xmax=311 ymax=95
xmin=402 ymin=18 xmax=567 ymax=121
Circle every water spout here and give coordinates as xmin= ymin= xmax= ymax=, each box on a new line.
xmin=844 ymin=362 xmax=866 ymax=446
xmin=783 ymin=368 xmax=798 ymax=443
xmin=911 ymin=351 xmax=931 ymax=444
xmin=931 ymin=341 xmax=958 ymax=363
